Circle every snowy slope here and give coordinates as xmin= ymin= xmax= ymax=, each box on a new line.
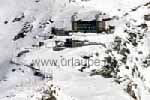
xmin=0 ymin=0 xmax=150 ymax=100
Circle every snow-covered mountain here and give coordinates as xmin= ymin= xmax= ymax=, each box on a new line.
xmin=0 ymin=0 xmax=150 ymax=100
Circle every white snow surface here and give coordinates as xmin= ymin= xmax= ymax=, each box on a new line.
xmin=0 ymin=0 xmax=150 ymax=100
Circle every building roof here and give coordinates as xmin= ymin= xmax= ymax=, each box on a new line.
xmin=72 ymin=10 xmax=110 ymax=21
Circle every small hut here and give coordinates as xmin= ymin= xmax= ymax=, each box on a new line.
xmin=144 ymin=14 xmax=150 ymax=21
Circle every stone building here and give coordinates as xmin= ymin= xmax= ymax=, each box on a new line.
xmin=72 ymin=13 xmax=113 ymax=33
